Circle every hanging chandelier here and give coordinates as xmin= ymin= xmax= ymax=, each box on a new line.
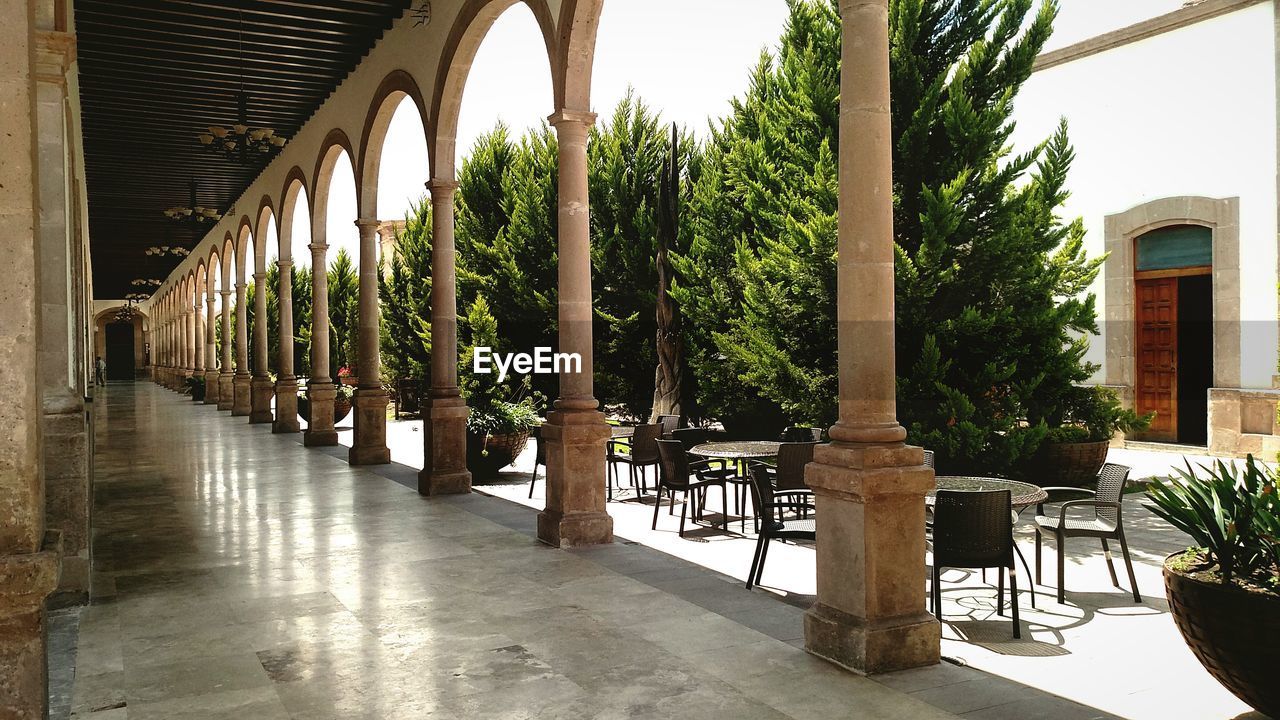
xmin=114 ymin=299 xmax=140 ymax=323
xmin=131 ymin=278 xmax=162 ymax=289
xmin=164 ymin=179 xmax=220 ymax=225
xmin=196 ymin=9 xmax=286 ymax=163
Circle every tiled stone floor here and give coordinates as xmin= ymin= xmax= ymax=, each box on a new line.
xmin=65 ymin=383 xmax=1126 ymax=719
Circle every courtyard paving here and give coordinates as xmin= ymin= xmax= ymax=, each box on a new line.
xmin=69 ymin=384 xmax=1123 ymax=720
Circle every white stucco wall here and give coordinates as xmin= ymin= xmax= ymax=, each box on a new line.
xmin=1012 ymin=1 xmax=1279 ymax=388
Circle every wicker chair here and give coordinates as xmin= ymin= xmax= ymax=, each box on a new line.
xmin=745 ymin=463 xmax=815 ymax=589
xmin=931 ymin=489 xmax=1022 ymax=638
xmin=607 ymin=423 xmax=662 ymax=500
xmin=653 ymin=439 xmax=731 ymax=537
xmin=669 ymin=427 xmax=708 ymax=452
xmin=923 ymin=449 xmax=935 ymax=468
xmin=526 ymin=426 xmax=547 ymax=498
xmin=656 ymin=414 xmax=680 ymax=438
xmin=1034 ymin=462 xmax=1140 ymax=603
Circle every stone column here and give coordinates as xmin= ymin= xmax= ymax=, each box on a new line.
xmin=33 ymin=25 xmax=90 ymax=605
xmin=801 ymin=0 xmax=938 ymax=675
xmin=193 ymin=293 xmax=205 ymax=374
xmin=419 ymin=180 xmax=471 ymax=495
xmin=0 ymin=8 xmax=62 ymax=717
xmin=350 ymin=219 xmax=390 ymax=464
xmin=231 ymin=280 xmax=251 ymax=416
xmin=249 ymin=270 xmax=273 ymax=423
xmin=377 ymin=220 xmax=404 ymax=281
xmin=273 ymin=259 xmax=300 ymax=433
xmin=538 ymin=111 xmax=612 ymax=547
xmin=218 ymin=289 xmax=234 ymax=410
xmin=204 ymin=285 xmax=219 ymax=405
xmin=304 ymin=242 xmax=338 ymax=446
xmin=181 ymin=305 xmax=193 ymax=380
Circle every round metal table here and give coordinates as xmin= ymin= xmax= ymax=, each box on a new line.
xmin=927 ymin=476 xmax=1047 ymax=509
xmin=689 ymin=441 xmax=782 ymax=531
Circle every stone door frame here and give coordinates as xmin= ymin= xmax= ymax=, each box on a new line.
xmin=1104 ymin=196 xmax=1242 ymax=399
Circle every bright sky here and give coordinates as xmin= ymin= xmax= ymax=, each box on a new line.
xmin=302 ymin=1 xmax=1169 ymax=273
xmin=301 ymin=0 xmax=792 ymax=271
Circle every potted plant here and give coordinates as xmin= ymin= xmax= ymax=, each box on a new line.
xmin=185 ymin=375 xmax=206 ymax=402
xmin=1034 ymin=385 xmax=1151 ymax=487
xmin=1145 ymin=455 xmax=1279 ymax=718
xmin=295 ymin=382 xmax=355 ymax=424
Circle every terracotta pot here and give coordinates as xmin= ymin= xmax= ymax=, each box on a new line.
xmin=1164 ymin=555 xmax=1280 ymax=718
xmin=295 ymin=395 xmax=353 ymax=424
xmin=1032 ymin=439 xmax=1109 ymax=487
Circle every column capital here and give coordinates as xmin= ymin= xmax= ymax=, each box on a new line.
xmin=276 ymin=258 xmax=294 ymax=269
xmin=426 ymin=178 xmax=459 ymax=197
xmin=308 ymin=242 xmax=328 ymax=253
xmin=547 ymin=109 xmax=597 ymax=130
xmin=34 ymin=30 xmax=76 ymax=85
xmin=354 ymin=217 xmax=381 ymax=231
xmin=253 ymin=271 xmax=267 ymax=280
xmin=220 ymin=289 xmax=232 ymax=298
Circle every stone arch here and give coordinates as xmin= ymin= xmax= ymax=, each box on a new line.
xmin=1103 ymin=196 xmax=1242 ymax=392
xmin=312 ymin=129 xmax=358 ymax=234
xmin=207 ymin=246 xmax=221 ymax=297
xmin=555 ymin=0 xmax=604 ymax=113
xmin=234 ymin=216 xmax=254 ymax=284
xmin=429 ymin=0 xmax=558 ymax=180
xmin=220 ymin=233 xmax=235 ymax=290
xmin=278 ymin=167 xmax=310 ymax=264
xmin=358 ymin=70 xmax=429 ymax=219
xmin=254 ymin=196 xmax=276 ymax=272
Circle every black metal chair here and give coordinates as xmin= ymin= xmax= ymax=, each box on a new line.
xmin=656 ymin=414 xmax=680 ymax=438
xmin=607 ymin=423 xmax=662 ymax=499
xmin=526 ymin=426 xmax=547 ymax=498
xmin=653 ymin=439 xmax=730 ymax=537
xmin=779 ymin=425 xmax=823 ymax=442
xmin=931 ymin=489 xmax=1022 ymax=638
xmin=1034 ymin=462 xmax=1140 ymax=603
xmin=745 ymin=463 xmax=815 ymax=589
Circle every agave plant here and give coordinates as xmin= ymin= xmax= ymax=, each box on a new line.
xmin=1145 ymin=455 xmax=1278 ymax=587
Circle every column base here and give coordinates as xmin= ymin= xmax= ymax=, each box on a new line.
xmin=537 ymin=408 xmax=612 ymax=548
xmin=418 ymin=395 xmax=471 ymax=495
xmin=0 ymin=533 xmax=61 ymax=720
xmin=536 ymin=509 xmax=613 ymax=548
xmin=217 ymin=373 xmax=234 ymax=411
xmin=273 ymin=379 xmax=300 ymax=433
xmin=203 ymin=370 xmax=220 ymax=405
xmin=41 ymin=403 xmax=90 ymax=602
xmin=231 ymin=374 xmax=252 ymax=417
xmin=802 ymin=442 xmax=939 ymax=675
xmin=249 ymin=377 xmax=274 ymax=424
xmin=804 ymin=602 xmax=940 ymax=675
xmin=303 ymin=383 xmax=338 ymax=446
xmin=349 ymin=388 xmax=390 ymax=465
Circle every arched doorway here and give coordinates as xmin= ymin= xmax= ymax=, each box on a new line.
xmin=104 ymin=321 xmax=136 ymax=381
xmin=1133 ymin=224 xmax=1214 ymax=444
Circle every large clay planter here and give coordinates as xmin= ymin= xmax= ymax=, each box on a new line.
xmin=1164 ymin=555 xmax=1280 ymax=718
xmin=296 ymin=394 xmax=353 ymax=424
xmin=1032 ymin=439 xmax=1109 ymax=487
xmin=466 ymin=430 xmax=531 ymax=479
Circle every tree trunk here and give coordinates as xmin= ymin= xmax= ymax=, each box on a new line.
xmin=651 ymin=123 xmax=685 ymax=422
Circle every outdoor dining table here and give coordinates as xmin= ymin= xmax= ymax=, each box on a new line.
xmin=688 ymin=441 xmax=783 ymax=531
xmin=927 ymin=476 xmax=1048 ymax=509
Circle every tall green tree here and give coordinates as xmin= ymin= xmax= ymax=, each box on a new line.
xmin=379 ymin=202 xmax=434 ymax=384
xmin=327 ymin=248 xmax=359 ymax=377
xmin=677 ymin=0 xmax=1102 ymax=476
xmin=292 ymin=265 xmax=313 ymax=377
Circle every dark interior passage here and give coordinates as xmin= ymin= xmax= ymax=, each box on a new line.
xmin=1176 ymin=274 xmax=1212 ymax=445
xmin=104 ymin=323 xmax=135 ymax=382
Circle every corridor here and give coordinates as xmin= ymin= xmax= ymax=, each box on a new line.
xmin=70 ymin=384 xmax=967 ymax=719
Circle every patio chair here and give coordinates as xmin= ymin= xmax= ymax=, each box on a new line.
xmin=779 ymin=426 xmax=823 ymax=442
xmin=745 ymin=463 xmax=815 ymax=589
xmin=656 ymin=414 xmax=680 ymax=438
xmin=743 ymin=442 xmax=818 ymax=532
xmin=526 ymin=426 xmax=547 ymax=498
xmin=923 ymin=449 xmax=935 ymax=469
xmin=653 ymin=439 xmax=731 ymax=538
xmin=669 ymin=427 xmax=708 ymax=452
xmin=607 ymin=423 xmax=662 ymax=500
xmin=1034 ymin=462 xmax=1141 ymax=603
xmin=931 ymin=489 xmax=1022 ymax=638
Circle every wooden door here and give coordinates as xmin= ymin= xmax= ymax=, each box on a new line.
xmin=1136 ymin=277 xmax=1177 ymax=441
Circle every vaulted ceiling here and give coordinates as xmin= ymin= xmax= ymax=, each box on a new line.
xmin=76 ymin=0 xmax=412 ymax=299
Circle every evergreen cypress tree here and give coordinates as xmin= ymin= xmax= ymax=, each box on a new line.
xmin=291 ymin=265 xmax=313 ymax=377
xmin=378 ymin=201 xmax=434 ymax=385
xmin=326 ymin=248 xmax=359 ymax=375
xmin=679 ymin=0 xmax=1103 ymax=475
